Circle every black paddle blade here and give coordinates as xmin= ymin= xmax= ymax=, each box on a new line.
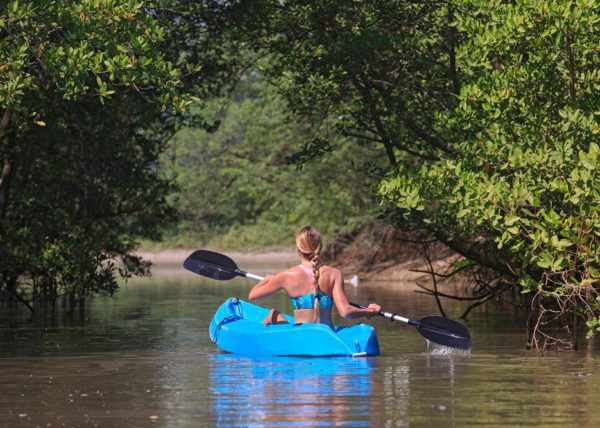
xmin=183 ymin=250 xmax=239 ymax=280
xmin=416 ymin=316 xmax=471 ymax=350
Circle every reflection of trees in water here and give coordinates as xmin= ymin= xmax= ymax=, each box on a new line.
xmin=209 ymin=355 xmax=377 ymax=426
xmin=0 ymin=281 xmax=204 ymax=357
xmin=381 ymin=362 xmax=410 ymax=427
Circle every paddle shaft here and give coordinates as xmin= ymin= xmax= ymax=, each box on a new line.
xmin=347 ymin=298 xmax=469 ymax=345
xmin=245 ymin=272 xmax=263 ymax=281
xmin=349 ymin=302 xmax=411 ymax=324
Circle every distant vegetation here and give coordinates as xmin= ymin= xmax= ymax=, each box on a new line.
xmin=0 ymin=1 xmax=597 ymax=349
xmin=158 ymin=70 xmax=383 ymax=250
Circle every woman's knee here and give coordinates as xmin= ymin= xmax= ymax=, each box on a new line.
xmin=262 ymin=308 xmax=288 ymax=325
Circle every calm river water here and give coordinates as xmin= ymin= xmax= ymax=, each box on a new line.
xmin=1 ymin=261 xmax=599 ymax=427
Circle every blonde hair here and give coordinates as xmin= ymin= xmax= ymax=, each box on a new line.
xmin=296 ymin=226 xmax=323 ymax=322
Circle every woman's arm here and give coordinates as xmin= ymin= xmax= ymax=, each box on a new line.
xmin=248 ymin=273 xmax=287 ymax=301
xmin=332 ymin=270 xmax=380 ymax=319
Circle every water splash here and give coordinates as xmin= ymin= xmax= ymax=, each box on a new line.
xmin=425 ymin=340 xmax=471 ymax=356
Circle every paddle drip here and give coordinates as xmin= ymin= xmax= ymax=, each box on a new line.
xmin=426 ymin=340 xmax=471 ymax=356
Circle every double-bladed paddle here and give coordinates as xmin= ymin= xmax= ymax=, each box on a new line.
xmin=183 ymin=249 xmax=471 ymax=350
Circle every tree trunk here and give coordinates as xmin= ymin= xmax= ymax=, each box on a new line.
xmin=447 ymin=5 xmax=460 ymax=96
xmin=0 ymin=107 xmax=13 ymax=219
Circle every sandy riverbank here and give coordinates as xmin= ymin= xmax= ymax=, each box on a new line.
xmin=134 ymin=248 xmax=299 ymax=267
xmin=135 ymin=244 xmax=460 ymax=291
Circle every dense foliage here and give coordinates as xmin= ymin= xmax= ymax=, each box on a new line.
xmin=161 ymin=72 xmax=383 ymax=249
xmin=0 ymin=1 xmax=191 ymax=309
xmin=379 ymin=0 xmax=599 ymax=346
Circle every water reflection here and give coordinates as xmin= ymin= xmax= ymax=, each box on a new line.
xmin=209 ymin=355 xmax=378 ymax=427
xmin=381 ymin=360 xmax=410 ymax=427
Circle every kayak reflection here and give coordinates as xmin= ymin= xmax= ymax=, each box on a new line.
xmin=209 ymin=354 xmax=378 ymax=427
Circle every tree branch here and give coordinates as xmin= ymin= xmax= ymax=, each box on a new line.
xmin=565 ymin=36 xmax=576 ymax=102
xmin=349 ymin=74 xmax=397 ymax=166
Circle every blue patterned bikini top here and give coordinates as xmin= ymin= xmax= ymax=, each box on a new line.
xmin=290 ymin=265 xmax=334 ymax=310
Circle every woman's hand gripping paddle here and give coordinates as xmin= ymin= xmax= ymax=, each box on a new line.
xmin=183 ymin=249 xmax=472 ymax=350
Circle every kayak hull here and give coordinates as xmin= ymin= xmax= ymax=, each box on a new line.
xmin=209 ymin=298 xmax=380 ymax=357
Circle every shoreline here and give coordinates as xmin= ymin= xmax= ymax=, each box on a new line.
xmin=134 ymin=248 xmax=299 ymax=267
xmin=135 ymin=247 xmax=458 ymax=291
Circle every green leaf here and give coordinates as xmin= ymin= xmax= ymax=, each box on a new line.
xmin=579 ymin=150 xmax=596 ymax=170
xmin=507 ymin=226 xmax=519 ymax=234
xmin=505 ymin=216 xmax=520 ymax=226
xmin=456 ymin=208 xmax=469 ymax=218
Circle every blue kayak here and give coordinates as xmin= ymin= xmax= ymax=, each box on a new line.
xmin=209 ymin=298 xmax=380 ymax=357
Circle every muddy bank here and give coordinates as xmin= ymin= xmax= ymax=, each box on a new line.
xmin=323 ymin=224 xmax=462 ymax=290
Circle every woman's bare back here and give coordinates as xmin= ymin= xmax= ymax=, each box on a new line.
xmin=281 ymin=265 xmax=338 ymax=326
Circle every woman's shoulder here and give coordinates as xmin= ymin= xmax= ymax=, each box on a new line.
xmin=319 ymin=265 xmax=342 ymax=278
xmin=263 ymin=267 xmax=303 ymax=290
xmin=278 ymin=266 xmax=305 ymax=279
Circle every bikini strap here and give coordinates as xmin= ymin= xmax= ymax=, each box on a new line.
xmin=298 ymin=264 xmax=316 ymax=291
xmin=298 ymin=264 xmax=312 ymax=278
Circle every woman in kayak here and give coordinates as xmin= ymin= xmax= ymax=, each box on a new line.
xmin=248 ymin=226 xmax=380 ymax=327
